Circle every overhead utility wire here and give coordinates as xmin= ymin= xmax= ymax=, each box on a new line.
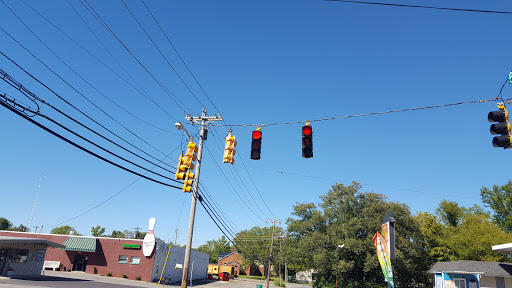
xmin=214 ymin=98 xmax=499 ymax=127
xmin=0 ymin=68 xmax=178 ymax=176
xmin=78 ymin=0 xmax=191 ymax=114
xmin=141 ymin=0 xmax=221 ymax=114
xmin=19 ymin=0 xmax=179 ymax=134
xmin=0 ymin=50 xmax=174 ymax=168
xmin=198 ymin=191 xmax=253 ymax=252
xmin=0 ymin=93 xmax=180 ymax=189
xmin=4 ymin=89 xmax=175 ymax=182
xmin=198 ymin=181 xmax=241 ymax=231
xmin=47 ymin=145 xmax=181 ymax=229
xmin=197 ymin=193 xmax=263 ymax=260
xmin=0 ymin=2 xmax=170 ymax=157
xmin=121 ymin=0 xmax=205 ymax=109
xmin=327 ymin=0 xmax=512 ymax=15
xmin=199 ymin=186 xmax=243 ymax=239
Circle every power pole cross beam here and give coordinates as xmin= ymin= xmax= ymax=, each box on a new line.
xmin=181 ymin=108 xmax=222 ymax=288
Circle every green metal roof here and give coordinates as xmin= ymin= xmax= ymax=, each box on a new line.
xmin=60 ymin=237 xmax=97 ymax=252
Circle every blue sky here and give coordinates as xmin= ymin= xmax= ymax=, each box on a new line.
xmin=0 ymin=0 xmax=511 ymax=247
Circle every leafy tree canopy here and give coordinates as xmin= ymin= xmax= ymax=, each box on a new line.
xmin=91 ymin=226 xmax=106 ymax=237
xmin=51 ymin=225 xmax=81 ymax=235
xmin=481 ymin=180 xmax=512 ymax=233
xmin=197 ymin=236 xmax=232 ymax=263
xmin=110 ymin=230 xmax=126 ymax=238
xmin=0 ymin=217 xmax=12 ymax=230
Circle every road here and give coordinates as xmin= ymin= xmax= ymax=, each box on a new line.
xmin=0 ymin=271 xmax=312 ymax=288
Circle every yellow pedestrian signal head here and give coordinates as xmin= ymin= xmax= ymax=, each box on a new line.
xmin=489 ymin=104 xmax=512 ymax=149
xmin=223 ymin=132 xmax=237 ymax=165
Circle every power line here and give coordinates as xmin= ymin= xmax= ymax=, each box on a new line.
xmin=141 ymin=0 xmax=222 ymax=114
xmin=19 ymin=0 xmax=180 ymax=133
xmin=78 ymin=0 xmax=192 ymax=114
xmin=120 ymin=0 xmax=205 ymax=109
xmin=0 ymin=68 xmax=177 ymax=174
xmin=0 ymin=50 xmax=174 ymax=167
xmin=0 ymin=2 xmax=171 ymax=158
xmin=212 ymin=98 xmax=500 ymax=127
xmin=47 ymin=145 xmax=181 ymax=228
xmin=327 ymin=0 xmax=512 ymax=15
xmin=0 ymin=93 xmax=181 ymax=189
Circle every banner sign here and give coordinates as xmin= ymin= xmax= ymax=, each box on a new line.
xmin=373 ymin=232 xmax=394 ymax=288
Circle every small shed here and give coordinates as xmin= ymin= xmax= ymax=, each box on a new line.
xmin=0 ymin=236 xmax=64 ymax=277
xmin=428 ymin=260 xmax=512 ymax=288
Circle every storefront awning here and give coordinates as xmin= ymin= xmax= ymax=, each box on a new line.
xmin=60 ymin=237 xmax=97 ymax=252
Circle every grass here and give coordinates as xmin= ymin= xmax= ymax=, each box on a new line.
xmin=238 ymin=275 xmax=274 ymax=281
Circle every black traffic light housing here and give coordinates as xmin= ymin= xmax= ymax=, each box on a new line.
xmin=489 ymin=104 xmax=512 ymax=149
xmin=302 ymin=124 xmax=313 ymax=158
xmin=251 ymin=130 xmax=262 ymax=160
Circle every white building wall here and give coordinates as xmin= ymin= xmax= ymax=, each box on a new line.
xmin=151 ymin=242 xmax=209 ymax=283
xmin=0 ymin=242 xmax=47 ymax=277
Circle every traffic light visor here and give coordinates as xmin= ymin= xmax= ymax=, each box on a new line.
xmin=488 ymin=110 xmax=507 ymax=122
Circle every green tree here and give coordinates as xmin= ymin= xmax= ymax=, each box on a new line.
xmin=435 ymin=200 xmax=465 ymax=227
xmin=481 ymin=181 xmax=512 ymax=232
xmin=8 ymin=224 xmax=29 ymax=232
xmin=285 ymin=182 xmax=430 ymax=288
xmin=414 ymin=212 xmax=453 ymax=263
xmin=91 ymin=226 xmax=106 ymax=237
xmin=110 ymin=230 xmax=126 ymax=238
xmin=0 ymin=218 xmax=12 ymax=230
xmin=234 ymin=225 xmax=283 ymax=270
xmin=51 ymin=225 xmax=80 ymax=235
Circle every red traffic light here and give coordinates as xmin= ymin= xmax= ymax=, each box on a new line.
xmin=252 ymin=130 xmax=262 ymax=140
xmin=302 ymin=126 xmax=312 ymax=136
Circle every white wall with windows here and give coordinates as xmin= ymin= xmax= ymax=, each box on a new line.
xmin=0 ymin=242 xmax=48 ymax=277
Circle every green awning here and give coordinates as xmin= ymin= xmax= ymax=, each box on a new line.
xmin=60 ymin=237 xmax=97 ymax=252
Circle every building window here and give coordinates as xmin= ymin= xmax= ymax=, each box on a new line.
xmin=130 ymin=256 xmax=140 ymax=265
xmin=118 ymin=255 xmax=128 ymax=264
xmin=7 ymin=249 xmax=29 ymax=263
xmin=453 ymin=278 xmax=466 ymax=288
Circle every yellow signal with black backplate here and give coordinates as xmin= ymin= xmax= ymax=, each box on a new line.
xmin=489 ymin=103 xmax=512 ymax=149
xmin=223 ymin=132 xmax=237 ymax=165
xmin=182 ymin=170 xmax=195 ymax=192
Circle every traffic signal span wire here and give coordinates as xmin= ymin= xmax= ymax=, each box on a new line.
xmin=46 ymin=145 xmax=181 ymax=229
xmin=0 ymin=94 xmax=181 ymax=189
xmin=213 ymin=98 xmax=500 ymax=127
xmin=141 ymin=0 xmax=221 ymax=115
xmin=0 ymin=68 xmax=178 ymax=175
xmin=0 ymin=50 xmax=174 ymax=167
xmin=19 ymin=0 xmax=180 ymax=133
xmin=327 ymin=0 xmax=512 ymax=15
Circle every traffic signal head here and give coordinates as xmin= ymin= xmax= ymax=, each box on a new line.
xmin=182 ymin=171 xmax=195 ymax=192
xmin=183 ymin=141 xmax=198 ymax=169
xmin=302 ymin=124 xmax=313 ymax=158
xmin=175 ymin=154 xmax=185 ymax=179
xmin=223 ymin=133 xmax=237 ymax=165
xmin=488 ymin=104 xmax=512 ymax=149
xmin=251 ymin=129 xmax=262 ymax=160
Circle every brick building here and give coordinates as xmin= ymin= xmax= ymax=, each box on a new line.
xmin=0 ymin=231 xmax=208 ymax=283
xmin=218 ymin=252 xmax=264 ymax=277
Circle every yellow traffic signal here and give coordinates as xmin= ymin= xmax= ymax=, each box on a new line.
xmin=223 ymin=132 xmax=237 ymax=165
xmin=182 ymin=171 xmax=195 ymax=192
xmin=175 ymin=153 xmax=186 ymax=179
xmin=183 ymin=141 xmax=198 ymax=169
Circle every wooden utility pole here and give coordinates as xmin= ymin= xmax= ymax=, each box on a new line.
xmin=266 ymin=219 xmax=280 ymax=288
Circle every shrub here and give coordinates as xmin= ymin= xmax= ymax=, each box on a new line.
xmin=106 ymin=272 xmax=112 ymax=277
xmin=135 ymin=276 xmax=141 ymax=281
xmin=93 ymin=267 xmax=98 ymax=274
xmin=122 ymin=274 xmax=128 ymax=278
